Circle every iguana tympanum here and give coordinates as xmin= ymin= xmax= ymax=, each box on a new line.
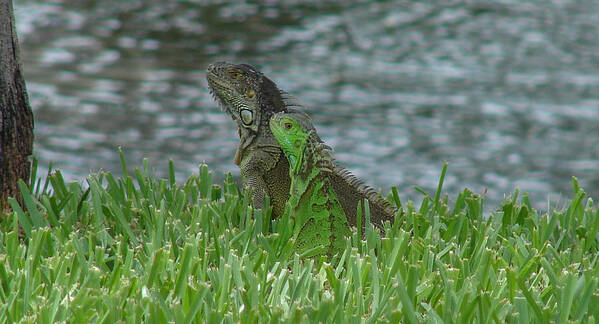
xmin=270 ymin=109 xmax=351 ymax=256
xmin=206 ymin=62 xmax=396 ymax=230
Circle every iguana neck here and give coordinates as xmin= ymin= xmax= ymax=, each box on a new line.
xmin=235 ymin=83 xmax=286 ymax=165
xmin=287 ymin=139 xmax=331 ymax=207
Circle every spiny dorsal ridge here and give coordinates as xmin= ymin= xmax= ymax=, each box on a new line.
xmin=331 ymin=163 xmax=396 ymax=213
xmin=279 ymin=90 xmax=296 ymax=99
xmin=280 ymin=90 xmax=306 ymax=110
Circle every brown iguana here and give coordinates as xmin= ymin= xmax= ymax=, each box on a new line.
xmin=206 ymin=62 xmax=395 ymax=229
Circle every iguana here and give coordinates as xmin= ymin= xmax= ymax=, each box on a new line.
xmin=270 ymin=109 xmax=352 ymax=256
xmin=206 ymin=62 xmax=291 ymax=217
xmin=206 ymin=62 xmax=396 ymax=229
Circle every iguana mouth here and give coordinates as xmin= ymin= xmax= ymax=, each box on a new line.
xmin=206 ymin=72 xmax=229 ymax=91
xmin=206 ymin=73 xmax=238 ymax=119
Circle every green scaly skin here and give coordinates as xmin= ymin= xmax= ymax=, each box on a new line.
xmin=206 ymin=62 xmax=396 ymax=230
xmin=270 ymin=110 xmax=351 ymax=257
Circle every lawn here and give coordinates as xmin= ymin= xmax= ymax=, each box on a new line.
xmin=1 ymin=154 xmax=598 ymax=323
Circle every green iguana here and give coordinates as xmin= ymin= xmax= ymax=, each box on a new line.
xmin=206 ymin=62 xmax=396 ymax=230
xmin=270 ymin=109 xmax=351 ymax=256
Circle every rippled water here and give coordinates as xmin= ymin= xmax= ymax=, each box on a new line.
xmin=15 ymin=0 xmax=599 ymax=209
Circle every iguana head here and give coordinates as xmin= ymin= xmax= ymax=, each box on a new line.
xmin=270 ymin=109 xmax=332 ymax=175
xmin=206 ymin=62 xmax=287 ymax=163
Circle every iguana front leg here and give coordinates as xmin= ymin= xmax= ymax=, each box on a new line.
xmin=238 ymin=136 xmax=288 ymax=213
xmin=243 ymin=171 xmax=267 ymax=209
xmin=234 ymin=129 xmax=269 ymax=210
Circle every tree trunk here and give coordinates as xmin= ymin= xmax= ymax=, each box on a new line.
xmin=0 ymin=0 xmax=34 ymax=214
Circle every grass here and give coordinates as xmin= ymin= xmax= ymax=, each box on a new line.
xmin=1 ymin=154 xmax=598 ymax=323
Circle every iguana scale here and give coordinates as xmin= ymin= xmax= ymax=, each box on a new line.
xmin=206 ymin=62 xmax=396 ymax=230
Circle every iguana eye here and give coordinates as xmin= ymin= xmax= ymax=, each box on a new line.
xmin=246 ymin=89 xmax=255 ymax=99
xmin=240 ymin=109 xmax=253 ymax=125
xmin=229 ymin=71 xmax=241 ymax=79
xmin=284 ymin=122 xmax=293 ymax=130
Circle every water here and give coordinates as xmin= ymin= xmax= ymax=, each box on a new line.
xmin=14 ymin=0 xmax=599 ymax=209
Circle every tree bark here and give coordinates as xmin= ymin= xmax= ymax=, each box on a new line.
xmin=0 ymin=0 xmax=34 ymax=214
